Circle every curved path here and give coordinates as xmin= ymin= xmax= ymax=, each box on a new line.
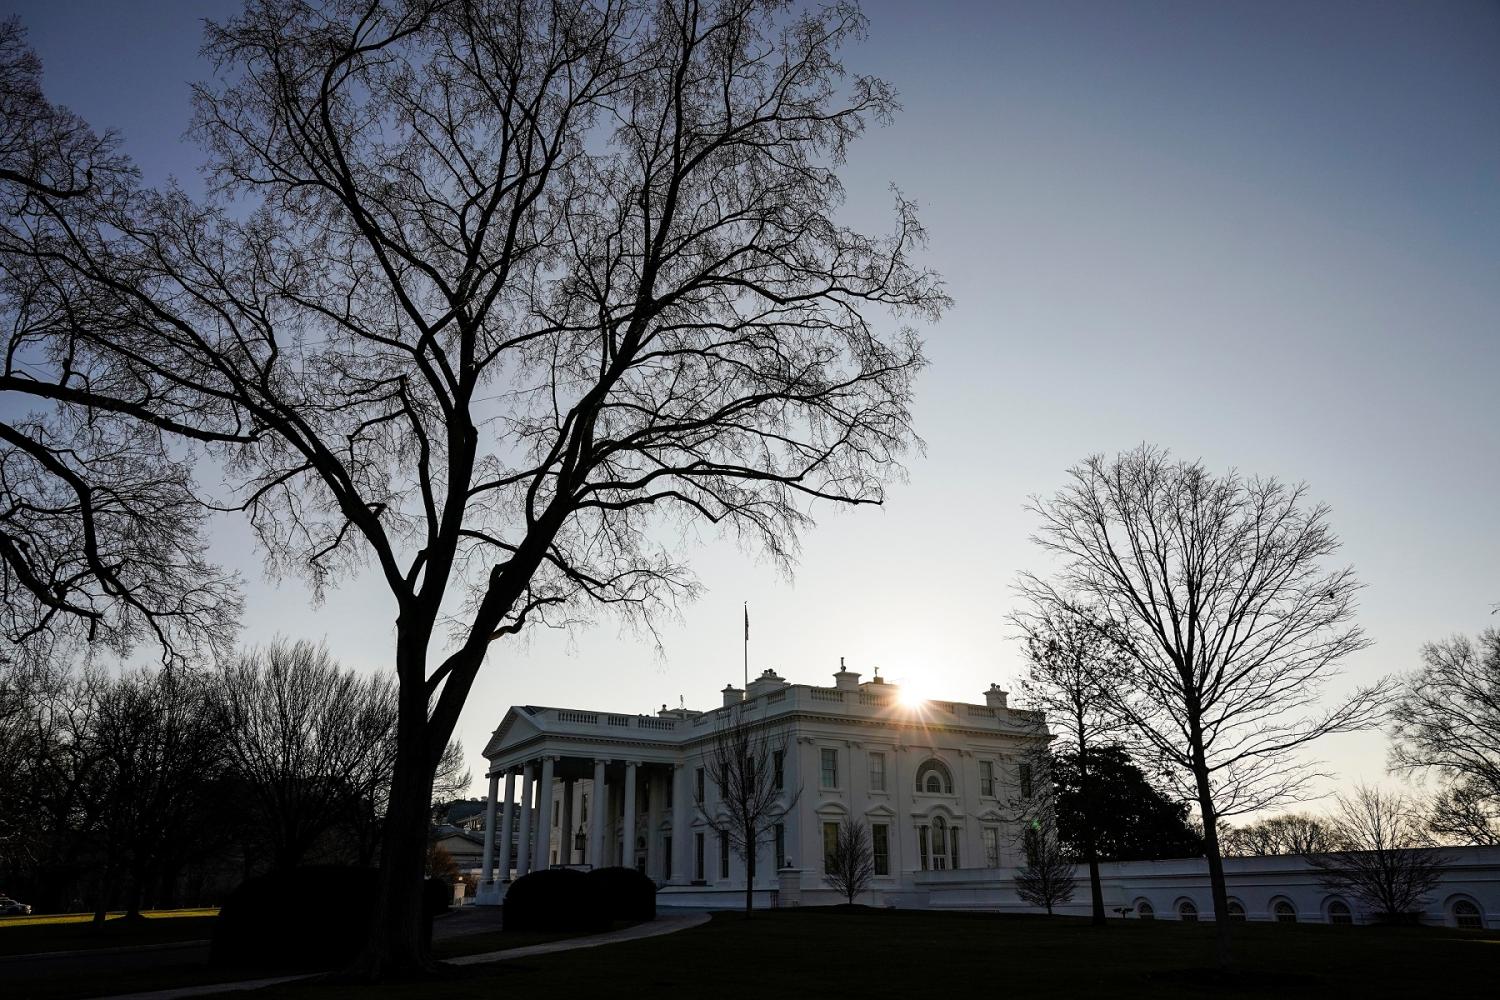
xmin=93 ymin=910 xmax=714 ymax=1000
xmin=447 ymin=910 xmax=711 ymax=965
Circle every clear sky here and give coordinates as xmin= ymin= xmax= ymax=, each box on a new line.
xmin=7 ymin=0 xmax=1498 ymax=811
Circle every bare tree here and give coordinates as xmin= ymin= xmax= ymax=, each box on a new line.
xmin=697 ymin=702 xmax=799 ymax=918
xmin=1022 ymin=445 xmax=1390 ymax=967
xmin=1426 ymin=779 xmax=1500 ymax=847
xmin=217 ymin=639 xmax=401 ymax=870
xmin=822 ymin=817 xmax=874 ymax=906
xmin=1389 ymin=629 xmax=1500 ymax=846
xmin=0 ymin=3 xmax=944 ymax=971
xmin=0 ymin=21 xmax=240 ymax=666
xmin=1220 ymin=813 xmax=1349 ymax=857
xmin=1012 ymin=601 xmax=1122 ymax=926
xmin=1307 ymin=785 xmax=1450 ymax=922
xmin=1014 ymin=809 xmax=1077 ymax=916
xmin=86 ymin=666 xmax=225 ymax=921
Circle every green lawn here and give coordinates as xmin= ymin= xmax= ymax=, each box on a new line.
xmin=231 ymin=908 xmax=1499 ymax=1000
xmin=0 ymin=914 xmax=218 ymax=957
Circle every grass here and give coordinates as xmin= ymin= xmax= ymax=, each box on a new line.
xmin=0 ymin=913 xmax=219 ymax=956
xmin=1 ymin=911 xmax=630 ymax=1000
xmin=0 ymin=908 xmax=219 ymax=928
xmin=226 ymin=908 xmax=1500 ymax=1000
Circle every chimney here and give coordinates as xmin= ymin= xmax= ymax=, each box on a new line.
xmin=832 ymin=656 xmax=861 ymax=691
xmin=985 ymin=684 xmax=1009 ymax=709
xmin=746 ymin=668 xmax=789 ymax=699
xmin=722 ymin=684 xmax=744 ymax=707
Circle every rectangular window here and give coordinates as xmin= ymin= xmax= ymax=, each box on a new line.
xmin=983 ymin=827 xmax=1000 ymax=868
xmin=553 ymin=801 xmax=560 ymax=826
xmin=581 ymin=792 xmax=589 ymax=823
xmin=918 ymin=826 xmax=929 ymax=871
xmin=822 ymin=821 xmax=840 ymax=871
xmin=950 ymin=832 xmax=960 ymax=870
xmin=1019 ymin=761 xmax=1034 ymax=799
xmin=869 ymin=752 xmax=886 ymax=792
xmin=775 ymin=823 xmax=786 ymax=870
xmin=694 ymin=832 xmax=705 ymax=881
xmin=872 ymin=824 xmax=890 ymax=876
xmin=820 ymin=748 xmax=838 ymax=789
xmin=774 ymin=750 xmax=785 ymax=791
xmin=696 ymin=767 xmax=706 ymax=803
xmin=979 ymin=760 xmax=994 ymax=797
xmin=665 ymin=835 xmax=673 ymax=878
xmin=720 ymin=830 xmax=730 ymax=879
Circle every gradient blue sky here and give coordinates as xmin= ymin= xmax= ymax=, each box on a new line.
xmin=7 ymin=1 xmax=1498 ymax=810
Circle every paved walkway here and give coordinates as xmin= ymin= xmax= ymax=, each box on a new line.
xmin=447 ymin=910 xmax=711 ymax=965
xmin=93 ymin=911 xmax=714 ymax=1000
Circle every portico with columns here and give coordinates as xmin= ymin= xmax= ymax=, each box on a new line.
xmin=474 ymin=665 xmax=1048 ymax=908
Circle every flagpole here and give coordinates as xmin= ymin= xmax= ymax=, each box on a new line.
xmin=743 ymin=602 xmax=749 ymax=691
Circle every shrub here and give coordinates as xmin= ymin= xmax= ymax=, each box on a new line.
xmin=585 ymin=866 xmax=657 ymax=922
xmin=211 ymin=866 xmax=447 ymax=970
xmin=503 ymin=868 xmax=606 ymax=934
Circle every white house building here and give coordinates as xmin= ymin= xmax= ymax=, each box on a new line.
xmin=473 ymin=664 xmax=1048 ymax=907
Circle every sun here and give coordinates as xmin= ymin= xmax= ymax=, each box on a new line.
xmin=895 ymin=679 xmax=932 ymax=709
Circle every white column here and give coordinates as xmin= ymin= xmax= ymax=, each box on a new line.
xmin=589 ymin=758 xmax=608 ymax=868
xmin=535 ymin=756 xmax=557 ymax=869
xmin=481 ymin=771 xmax=500 ymax=882
xmin=671 ymin=763 xmax=691 ymax=884
xmin=559 ymin=779 xmax=575 ymax=866
xmin=622 ymin=761 xmax=639 ymax=870
xmin=516 ymin=762 xmax=535 ymax=876
xmin=645 ymin=768 xmax=663 ymax=878
xmin=498 ymin=770 xmax=517 ymax=880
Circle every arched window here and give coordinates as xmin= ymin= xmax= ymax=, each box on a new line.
xmin=1327 ymin=899 xmax=1352 ymax=925
xmin=1273 ymin=900 xmax=1297 ymax=924
xmin=1453 ymin=899 xmax=1483 ymax=930
xmin=1136 ymin=900 xmax=1155 ymax=921
xmin=915 ymin=759 xmax=954 ymax=795
xmin=1177 ymin=900 xmax=1198 ymax=923
xmin=1225 ymin=899 xmax=1246 ymax=922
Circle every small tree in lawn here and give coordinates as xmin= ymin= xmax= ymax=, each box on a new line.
xmin=823 ymin=818 xmax=875 ymax=906
xmin=1307 ymin=784 xmax=1451 ymax=923
xmin=1012 ymin=600 xmax=1124 ymax=925
xmin=1015 ymin=812 xmax=1077 ymax=916
xmin=697 ymin=702 xmax=798 ymax=919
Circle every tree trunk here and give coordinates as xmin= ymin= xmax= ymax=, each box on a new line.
xmin=744 ymin=827 xmax=755 ymax=919
xmin=351 ymin=630 xmax=445 ymax=977
xmin=1077 ymin=743 xmax=1106 ymax=926
xmin=1192 ymin=759 xmax=1232 ymax=971
xmin=355 ymin=738 xmax=436 ymax=975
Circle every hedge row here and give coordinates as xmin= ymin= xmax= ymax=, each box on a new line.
xmin=502 ymin=866 xmax=656 ymax=933
xmin=210 ymin=865 xmax=450 ymax=970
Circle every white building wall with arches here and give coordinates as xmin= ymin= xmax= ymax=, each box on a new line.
xmin=911 ymin=847 xmax=1500 ymax=929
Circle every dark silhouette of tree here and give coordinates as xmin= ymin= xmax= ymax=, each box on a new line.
xmin=1307 ymin=785 xmax=1450 ymax=922
xmin=0 ymin=23 xmax=240 ymax=666
xmin=1220 ymin=812 xmax=1348 ymax=857
xmin=1425 ymin=779 xmax=1500 ymax=847
xmin=1022 ymin=445 xmax=1390 ymax=968
xmin=697 ymin=702 xmax=799 ymax=918
xmin=1052 ymin=747 xmax=1203 ymax=862
xmin=1389 ymin=629 xmax=1500 ymax=846
xmin=822 ymin=817 xmax=874 ymax=906
xmin=0 ymin=4 xmax=944 ymax=971
xmin=86 ymin=666 xmax=224 ymax=921
xmin=1015 ymin=811 xmax=1077 ymax=916
xmin=1012 ymin=602 xmax=1123 ymax=925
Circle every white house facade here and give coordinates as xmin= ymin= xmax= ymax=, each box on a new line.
xmin=473 ymin=665 xmax=1047 ymax=907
